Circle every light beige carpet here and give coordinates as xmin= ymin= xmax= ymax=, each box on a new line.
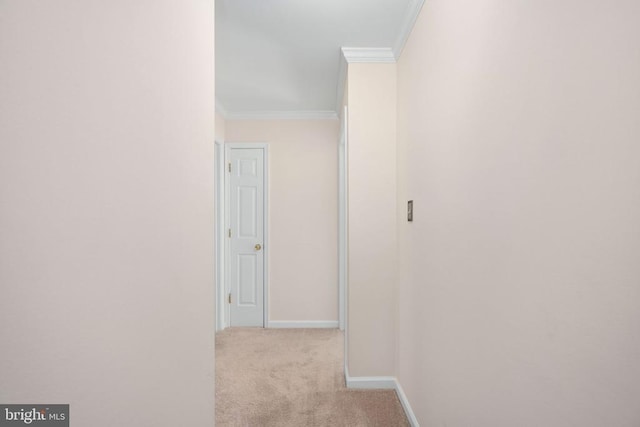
xmin=215 ymin=328 xmax=409 ymax=427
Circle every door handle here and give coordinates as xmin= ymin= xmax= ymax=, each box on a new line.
xmin=255 ymin=244 xmax=262 ymax=251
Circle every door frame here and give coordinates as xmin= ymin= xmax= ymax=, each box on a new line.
xmin=338 ymin=106 xmax=349 ymax=378
xmin=338 ymin=106 xmax=348 ymax=332
xmin=215 ymin=140 xmax=226 ymax=331
xmin=217 ymin=142 xmax=269 ymax=329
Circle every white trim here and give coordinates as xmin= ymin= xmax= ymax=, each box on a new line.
xmin=262 ymin=145 xmax=270 ymax=328
xmin=341 ymin=47 xmax=396 ymax=63
xmin=342 ymin=105 xmax=350 ymax=390
xmin=267 ymin=320 xmax=339 ymax=329
xmin=345 ymin=374 xmax=420 ymax=426
xmin=395 ymin=380 xmax=420 ymax=427
xmin=346 ymin=375 xmax=396 ymax=389
xmin=215 ymin=140 xmax=226 ymax=331
xmin=224 ymin=145 xmax=231 ymax=328
xmin=225 ymin=110 xmax=338 ymax=121
xmin=338 ymin=106 xmax=348 ymax=332
xmin=224 ymin=142 xmax=270 ymax=328
xmin=392 ymin=0 xmax=426 ymax=59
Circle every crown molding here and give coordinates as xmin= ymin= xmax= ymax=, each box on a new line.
xmin=335 ymin=46 xmax=396 ymax=112
xmin=392 ymin=0 xmax=426 ymax=59
xmin=216 ymin=98 xmax=337 ymax=120
xmin=225 ymin=110 xmax=338 ymax=121
xmin=341 ymin=47 xmax=396 ymax=63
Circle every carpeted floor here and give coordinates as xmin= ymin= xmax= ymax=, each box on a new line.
xmin=215 ymin=328 xmax=409 ymax=427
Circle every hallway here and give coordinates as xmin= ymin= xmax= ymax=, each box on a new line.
xmin=215 ymin=329 xmax=408 ymax=426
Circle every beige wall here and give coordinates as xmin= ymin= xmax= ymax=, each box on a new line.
xmin=0 ymin=2 xmax=215 ymax=426
xmin=216 ymin=112 xmax=226 ymax=141
xmin=226 ymin=120 xmax=339 ymax=322
xmin=396 ymin=1 xmax=640 ymax=425
xmin=347 ymin=63 xmax=397 ymax=376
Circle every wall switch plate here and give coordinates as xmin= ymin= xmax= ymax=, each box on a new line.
xmin=408 ymin=200 xmax=413 ymax=222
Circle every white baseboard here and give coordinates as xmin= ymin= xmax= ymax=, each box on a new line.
xmin=346 ymin=373 xmax=419 ymax=426
xmin=394 ymin=380 xmax=420 ymax=427
xmin=267 ymin=320 xmax=339 ymax=329
xmin=346 ymin=375 xmax=396 ymax=389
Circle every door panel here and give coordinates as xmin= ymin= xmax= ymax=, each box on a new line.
xmin=238 ymin=187 xmax=257 ymax=237
xmin=238 ymin=254 xmax=257 ymax=305
xmin=229 ymin=147 xmax=264 ymax=327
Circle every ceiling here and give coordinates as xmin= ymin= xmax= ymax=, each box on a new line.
xmin=215 ymin=0 xmax=423 ymax=119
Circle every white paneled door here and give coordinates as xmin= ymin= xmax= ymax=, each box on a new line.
xmin=228 ymin=147 xmax=265 ymax=327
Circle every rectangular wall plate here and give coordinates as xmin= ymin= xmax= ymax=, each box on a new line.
xmin=408 ymin=200 xmax=413 ymax=222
